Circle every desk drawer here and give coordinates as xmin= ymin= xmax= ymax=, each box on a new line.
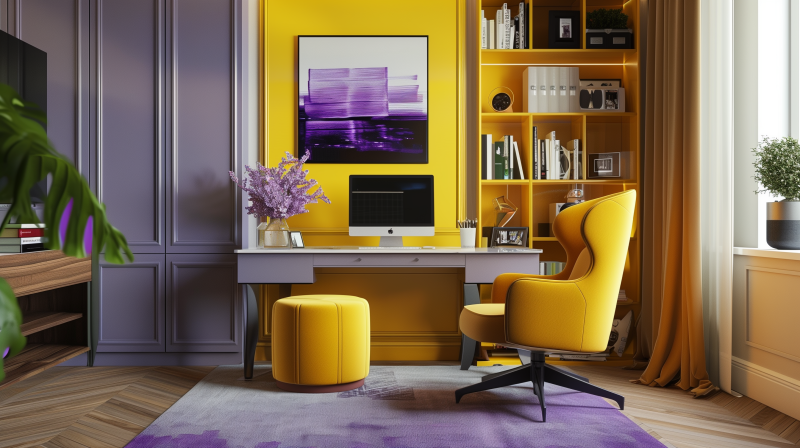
xmin=314 ymin=253 xmax=465 ymax=267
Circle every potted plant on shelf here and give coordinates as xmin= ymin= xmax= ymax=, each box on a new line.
xmin=753 ymin=137 xmax=800 ymax=250
xmin=230 ymin=151 xmax=330 ymax=249
xmin=586 ymin=8 xmax=633 ymax=49
xmin=0 ymin=84 xmax=132 ymax=380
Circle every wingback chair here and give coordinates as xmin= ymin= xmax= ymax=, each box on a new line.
xmin=455 ymin=190 xmax=636 ymax=422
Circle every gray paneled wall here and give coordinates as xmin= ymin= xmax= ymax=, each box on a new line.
xmin=4 ymin=0 xmax=243 ymax=364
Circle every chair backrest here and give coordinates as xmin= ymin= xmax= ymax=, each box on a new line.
xmin=573 ymin=190 xmax=636 ymax=351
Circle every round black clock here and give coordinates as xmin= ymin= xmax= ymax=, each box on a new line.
xmin=488 ymin=87 xmax=514 ymax=113
xmin=492 ymin=92 xmax=512 ymax=112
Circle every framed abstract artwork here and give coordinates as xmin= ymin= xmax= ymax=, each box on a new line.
xmin=298 ymin=36 xmax=429 ymax=164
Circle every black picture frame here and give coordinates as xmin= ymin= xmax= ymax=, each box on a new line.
xmin=290 ymin=231 xmax=305 ymax=248
xmin=297 ymin=35 xmax=429 ymax=164
xmin=548 ymin=11 xmax=581 ymax=49
xmin=489 ymin=227 xmax=529 ymax=248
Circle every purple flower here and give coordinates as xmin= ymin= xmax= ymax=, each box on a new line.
xmin=229 ymin=150 xmax=330 ymax=219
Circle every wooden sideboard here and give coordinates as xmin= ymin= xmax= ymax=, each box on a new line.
xmin=0 ymin=250 xmax=92 ymax=388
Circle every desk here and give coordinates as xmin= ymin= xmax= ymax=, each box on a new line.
xmin=236 ymin=247 xmax=541 ymax=378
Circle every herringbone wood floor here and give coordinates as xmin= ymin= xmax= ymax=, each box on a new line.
xmin=0 ymin=364 xmax=798 ymax=447
xmin=0 ymin=366 xmax=214 ymax=448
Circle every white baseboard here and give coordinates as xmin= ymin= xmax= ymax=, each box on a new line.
xmin=732 ymin=356 xmax=800 ymax=420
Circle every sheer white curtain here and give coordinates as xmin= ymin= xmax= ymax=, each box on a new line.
xmin=700 ymin=0 xmax=733 ymax=393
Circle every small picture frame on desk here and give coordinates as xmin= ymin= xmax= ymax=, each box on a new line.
xmin=489 ymin=227 xmax=529 ymax=248
xmin=290 ymin=231 xmax=304 ymax=248
xmin=548 ymin=11 xmax=581 ymax=49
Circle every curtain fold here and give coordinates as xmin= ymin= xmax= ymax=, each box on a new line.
xmin=633 ymin=0 xmax=717 ymax=397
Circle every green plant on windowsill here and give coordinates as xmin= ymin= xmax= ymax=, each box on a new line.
xmin=0 ymin=84 xmax=132 ymax=381
xmin=752 ymin=136 xmax=800 ymax=249
xmin=586 ymin=8 xmax=629 ymax=30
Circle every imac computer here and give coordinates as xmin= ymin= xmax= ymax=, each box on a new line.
xmin=349 ymin=175 xmax=434 ymax=248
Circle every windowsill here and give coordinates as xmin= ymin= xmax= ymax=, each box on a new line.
xmin=733 ymin=247 xmax=800 ymax=261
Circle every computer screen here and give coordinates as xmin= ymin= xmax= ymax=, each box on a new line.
xmin=349 ymin=175 xmax=434 ymax=245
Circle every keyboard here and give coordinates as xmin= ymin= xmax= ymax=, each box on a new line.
xmin=357 ymin=246 xmax=423 ymax=250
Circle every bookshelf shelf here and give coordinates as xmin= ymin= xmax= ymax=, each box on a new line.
xmin=481 ymin=49 xmax=637 ymax=66
xmin=476 ymin=0 xmax=641 ymax=365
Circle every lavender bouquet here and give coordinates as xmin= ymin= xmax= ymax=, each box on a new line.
xmin=230 ymin=150 xmax=329 ymax=247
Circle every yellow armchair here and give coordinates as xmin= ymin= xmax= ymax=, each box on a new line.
xmin=455 ymin=190 xmax=636 ymax=422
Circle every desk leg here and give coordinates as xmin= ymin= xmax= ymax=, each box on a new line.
xmin=244 ymin=284 xmax=260 ymax=380
xmin=460 ymin=283 xmax=480 ymax=370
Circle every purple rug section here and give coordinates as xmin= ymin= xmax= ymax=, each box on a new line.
xmin=127 ymin=365 xmax=663 ymax=448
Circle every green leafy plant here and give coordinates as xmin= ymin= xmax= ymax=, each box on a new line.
xmin=753 ymin=136 xmax=800 ymax=201
xmin=0 ymin=84 xmax=132 ymax=381
xmin=586 ymin=8 xmax=629 ymax=30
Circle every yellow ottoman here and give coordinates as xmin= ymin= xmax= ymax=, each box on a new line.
xmin=272 ymin=295 xmax=370 ymax=392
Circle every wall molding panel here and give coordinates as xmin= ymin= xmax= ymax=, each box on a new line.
xmin=745 ymin=266 xmax=800 ymax=362
xmin=732 ymin=356 xmax=800 ymax=421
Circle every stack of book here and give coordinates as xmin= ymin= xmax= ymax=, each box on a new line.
xmin=481 ymin=3 xmax=528 ymax=50
xmin=532 ymin=128 xmax=582 ymax=180
xmin=618 ymin=289 xmax=628 ymax=302
xmin=522 ymin=67 xmax=581 ymax=113
xmin=0 ymin=224 xmax=46 ymax=253
xmin=481 ymin=134 xmax=525 ymax=180
xmin=539 ymin=261 xmax=565 ymax=275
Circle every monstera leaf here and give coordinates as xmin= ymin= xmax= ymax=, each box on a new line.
xmin=0 ymin=84 xmax=132 ymax=381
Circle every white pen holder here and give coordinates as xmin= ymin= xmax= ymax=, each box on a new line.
xmin=459 ymin=228 xmax=476 ymax=248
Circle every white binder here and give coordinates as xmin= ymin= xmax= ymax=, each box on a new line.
xmin=523 ymin=67 xmax=538 ymax=113
xmin=558 ymin=67 xmax=569 ymax=112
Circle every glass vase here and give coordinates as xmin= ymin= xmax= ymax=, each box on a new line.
xmin=258 ymin=217 xmax=291 ymax=249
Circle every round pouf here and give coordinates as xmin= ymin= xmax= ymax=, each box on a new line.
xmin=272 ymin=295 xmax=370 ymax=393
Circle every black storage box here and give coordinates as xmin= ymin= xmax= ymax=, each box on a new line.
xmin=585 ymin=29 xmax=633 ymax=49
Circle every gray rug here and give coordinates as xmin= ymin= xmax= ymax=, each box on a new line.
xmin=127 ymin=364 xmax=663 ymax=448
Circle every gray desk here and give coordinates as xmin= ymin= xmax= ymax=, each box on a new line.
xmin=235 ymin=247 xmax=541 ymax=378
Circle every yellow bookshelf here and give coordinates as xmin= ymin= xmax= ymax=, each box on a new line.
xmin=475 ymin=0 xmax=641 ymax=364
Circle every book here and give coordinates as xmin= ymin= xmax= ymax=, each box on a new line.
xmin=513 ymin=140 xmax=525 ymax=180
xmin=486 ymin=134 xmax=493 ymax=179
xmin=496 ymin=10 xmax=504 ymax=49
xmin=503 ymin=4 xmax=511 ymax=50
xmin=522 ymin=66 xmax=538 ymax=113
xmin=0 ymin=236 xmax=42 ymax=245
xmin=569 ymin=67 xmax=580 ymax=112
xmin=532 ymin=126 xmax=538 ymax=179
xmin=2 ymin=223 xmax=45 ymax=228
xmin=547 ymin=66 xmax=558 ymax=113
xmin=537 ymin=67 xmax=548 ymax=112
xmin=481 ymin=134 xmax=488 ymax=179
xmin=540 ymin=139 xmax=547 ymax=179
xmin=506 ymin=135 xmax=513 ymax=179
xmin=0 ymin=228 xmax=44 ymax=238
xmin=513 ymin=16 xmax=520 ymax=49
xmin=558 ymin=67 xmax=569 ymax=112
xmin=524 ymin=2 xmax=529 ymax=48
xmin=481 ymin=12 xmax=487 ymax=49
xmin=489 ymin=20 xmax=495 ymax=49
xmin=503 ymin=135 xmax=510 ymax=179
xmin=0 ymin=243 xmax=46 ymax=253
xmin=546 ymin=131 xmax=557 ymax=179
xmin=494 ymin=142 xmax=505 ymax=179
xmin=518 ymin=2 xmax=526 ymax=49
xmin=567 ymin=139 xmax=581 ymax=180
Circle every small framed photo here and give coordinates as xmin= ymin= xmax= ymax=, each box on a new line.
xmin=548 ymin=10 xmax=580 ymax=49
xmin=290 ymin=231 xmax=305 ymax=248
xmin=490 ymin=227 xmax=529 ymax=248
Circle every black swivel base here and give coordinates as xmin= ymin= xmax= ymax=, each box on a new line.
xmin=455 ymin=352 xmax=624 ymax=422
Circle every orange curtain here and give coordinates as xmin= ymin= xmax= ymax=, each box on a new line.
xmin=633 ymin=0 xmax=716 ymax=397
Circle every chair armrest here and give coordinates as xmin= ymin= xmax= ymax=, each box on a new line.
xmin=504 ymin=278 xmax=587 ymax=352
xmin=491 ymin=270 xmax=570 ymax=303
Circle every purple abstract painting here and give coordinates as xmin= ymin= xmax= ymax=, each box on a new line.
xmin=298 ymin=36 xmax=428 ymax=163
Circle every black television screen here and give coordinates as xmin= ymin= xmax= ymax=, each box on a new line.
xmin=0 ymin=30 xmax=47 ymax=203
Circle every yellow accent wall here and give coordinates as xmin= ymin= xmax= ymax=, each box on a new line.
xmin=264 ymin=0 xmax=463 ymax=247
xmin=259 ymin=0 xmax=465 ymax=361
